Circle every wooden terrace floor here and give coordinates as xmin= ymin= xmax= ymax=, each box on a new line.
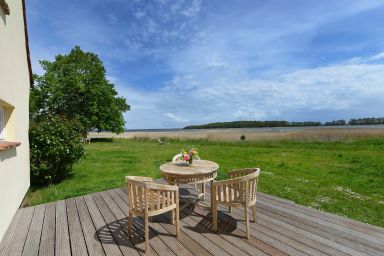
xmin=1 ymin=183 xmax=384 ymax=256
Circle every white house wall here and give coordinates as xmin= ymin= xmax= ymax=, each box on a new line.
xmin=0 ymin=0 xmax=31 ymax=242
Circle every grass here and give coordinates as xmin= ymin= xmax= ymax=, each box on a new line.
xmin=25 ymin=138 xmax=384 ymax=228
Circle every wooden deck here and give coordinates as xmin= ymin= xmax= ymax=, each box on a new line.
xmin=1 ymin=183 xmax=384 ymax=256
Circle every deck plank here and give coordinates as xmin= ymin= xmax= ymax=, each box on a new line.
xmin=2 ymin=206 xmax=34 ymax=256
xmin=258 ymin=194 xmax=384 ymax=241
xmin=258 ymin=193 xmax=384 ymax=238
xmin=55 ymin=200 xmax=71 ymax=256
xmin=22 ymin=204 xmax=45 ymax=256
xmin=192 ymin=205 xmax=280 ymax=256
xmin=75 ymin=197 xmax=105 ymax=256
xmin=97 ymin=191 xmax=142 ymax=256
xmin=0 ymin=209 xmax=24 ymax=255
xmin=93 ymin=192 xmax=151 ymax=256
xmin=39 ymin=202 xmax=56 ymax=256
xmin=257 ymin=200 xmax=384 ymax=251
xmin=181 ymin=209 xmax=249 ymax=256
xmin=258 ymin=205 xmax=384 ymax=255
xmin=66 ymin=198 xmax=88 ymax=256
xmin=83 ymin=194 xmax=123 ymax=256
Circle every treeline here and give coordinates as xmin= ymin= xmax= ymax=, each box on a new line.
xmin=324 ymin=118 xmax=384 ymax=126
xmin=184 ymin=117 xmax=384 ymax=129
xmin=348 ymin=117 xmax=384 ymax=125
xmin=184 ymin=121 xmax=322 ymax=129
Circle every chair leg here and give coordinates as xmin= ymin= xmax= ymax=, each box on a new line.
xmin=175 ymin=208 xmax=180 ymax=237
xmin=212 ymin=201 xmax=218 ymax=232
xmin=229 ymin=206 xmax=232 ymax=213
xmin=128 ymin=211 xmax=132 ymax=237
xmin=201 ymin=183 xmax=205 ymax=200
xmin=144 ymin=215 xmax=149 ymax=252
xmin=245 ymin=207 xmax=250 ymax=239
xmin=171 ymin=209 xmax=175 ymax=224
xmin=252 ymin=205 xmax=257 ymax=222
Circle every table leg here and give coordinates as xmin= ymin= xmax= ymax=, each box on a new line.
xmin=201 ymin=182 xmax=205 ymax=200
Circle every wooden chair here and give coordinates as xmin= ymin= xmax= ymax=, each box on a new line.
xmin=125 ymin=176 xmax=180 ymax=251
xmin=211 ymin=168 xmax=260 ymax=239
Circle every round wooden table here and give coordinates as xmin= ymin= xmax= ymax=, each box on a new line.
xmin=160 ymin=160 xmax=219 ymax=201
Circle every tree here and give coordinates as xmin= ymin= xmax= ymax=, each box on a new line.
xmin=32 ymin=46 xmax=130 ymax=134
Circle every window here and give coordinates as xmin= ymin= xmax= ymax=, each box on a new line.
xmin=0 ymin=106 xmax=4 ymax=140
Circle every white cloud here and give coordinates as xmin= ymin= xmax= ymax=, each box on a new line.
xmin=134 ymin=11 xmax=146 ymax=19
xmin=118 ymin=63 xmax=384 ymax=129
xmin=165 ymin=113 xmax=188 ymax=122
xmin=181 ymin=0 xmax=202 ymax=17
xmin=369 ymin=52 xmax=384 ymax=61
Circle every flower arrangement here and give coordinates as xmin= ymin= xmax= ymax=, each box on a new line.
xmin=179 ymin=146 xmax=198 ymax=165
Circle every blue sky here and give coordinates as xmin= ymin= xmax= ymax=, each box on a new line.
xmin=27 ymin=0 xmax=384 ymax=129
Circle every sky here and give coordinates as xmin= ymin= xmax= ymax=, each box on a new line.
xmin=26 ymin=0 xmax=384 ymax=129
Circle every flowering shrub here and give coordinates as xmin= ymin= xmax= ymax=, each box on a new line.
xmin=29 ymin=114 xmax=84 ymax=186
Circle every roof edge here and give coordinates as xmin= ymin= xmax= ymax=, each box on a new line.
xmin=21 ymin=0 xmax=33 ymax=87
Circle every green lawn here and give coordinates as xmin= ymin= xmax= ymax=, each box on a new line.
xmin=25 ymin=138 xmax=384 ymax=227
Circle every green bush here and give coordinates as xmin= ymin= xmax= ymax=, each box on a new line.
xmin=29 ymin=114 xmax=85 ymax=186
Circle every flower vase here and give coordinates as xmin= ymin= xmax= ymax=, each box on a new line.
xmin=188 ymin=155 xmax=193 ymax=165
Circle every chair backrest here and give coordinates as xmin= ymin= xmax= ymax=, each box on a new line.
xmin=125 ymin=176 xmax=178 ymax=214
xmin=213 ymin=168 xmax=260 ymax=205
xmin=172 ymin=154 xmax=182 ymax=162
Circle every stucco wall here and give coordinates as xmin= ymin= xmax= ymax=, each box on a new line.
xmin=0 ymin=0 xmax=30 ymax=242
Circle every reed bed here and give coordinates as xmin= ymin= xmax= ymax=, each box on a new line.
xmin=89 ymin=128 xmax=384 ymax=142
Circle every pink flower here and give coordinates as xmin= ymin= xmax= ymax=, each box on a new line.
xmin=183 ymin=154 xmax=190 ymax=161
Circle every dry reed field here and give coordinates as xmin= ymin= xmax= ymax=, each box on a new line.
xmin=89 ymin=127 xmax=384 ymax=142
